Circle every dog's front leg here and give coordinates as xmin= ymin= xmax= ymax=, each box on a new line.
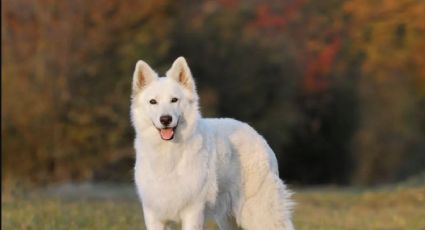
xmin=143 ymin=207 xmax=166 ymax=230
xmin=181 ymin=204 xmax=205 ymax=230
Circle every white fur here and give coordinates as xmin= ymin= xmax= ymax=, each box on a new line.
xmin=131 ymin=57 xmax=295 ymax=230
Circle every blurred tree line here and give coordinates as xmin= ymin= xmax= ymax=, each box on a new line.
xmin=2 ymin=0 xmax=425 ymax=187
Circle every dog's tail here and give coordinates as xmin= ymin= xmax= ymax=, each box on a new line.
xmin=237 ymin=171 xmax=295 ymax=230
xmin=232 ymin=128 xmax=295 ymax=230
xmin=222 ymin=120 xmax=294 ymax=229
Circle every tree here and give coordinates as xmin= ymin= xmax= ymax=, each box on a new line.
xmin=343 ymin=0 xmax=425 ymax=184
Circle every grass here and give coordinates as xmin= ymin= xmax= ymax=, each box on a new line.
xmin=293 ymin=186 xmax=425 ymax=229
xmin=2 ymin=183 xmax=425 ymax=230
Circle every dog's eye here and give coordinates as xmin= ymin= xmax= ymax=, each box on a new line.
xmin=149 ymin=99 xmax=157 ymax=105
xmin=171 ymin=98 xmax=178 ymax=103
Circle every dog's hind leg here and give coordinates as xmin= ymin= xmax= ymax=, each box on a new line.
xmin=215 ymin=214 xmax=242 ymax=230
xmin=214 ymin=213 xmax=230 ymax=230
xmin=213 ymin=192 xmax=236 ymax=230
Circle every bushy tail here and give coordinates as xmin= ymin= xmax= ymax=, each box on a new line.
xmin=238 ymin=172 xmax=295 ymax=230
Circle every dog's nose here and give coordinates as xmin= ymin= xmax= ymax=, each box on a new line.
xmin=160 ymin=115 xmax=172 ymax=126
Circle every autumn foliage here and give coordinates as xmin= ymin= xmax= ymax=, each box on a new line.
xmin=2 ymin=0 xmax=425 ymax=187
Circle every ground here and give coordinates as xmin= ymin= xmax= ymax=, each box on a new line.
xmin=2 ymin=183 xmax=424 ymax=230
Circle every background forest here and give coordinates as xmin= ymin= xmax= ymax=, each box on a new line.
xmin=2 ymin=0 xmax=425 ymax=190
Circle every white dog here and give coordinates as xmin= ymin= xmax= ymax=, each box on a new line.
xmin=131 ymin=57 xmax=294 ymax=230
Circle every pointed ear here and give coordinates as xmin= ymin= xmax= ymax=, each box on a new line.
xmin=166 ymin=57 xmax=196 ymax=92
xmin=132 ymin=60 xmax=158 ymax=93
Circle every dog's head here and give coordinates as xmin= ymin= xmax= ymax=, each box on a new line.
xmin=130 ymin=57 xmax=200 ymax=141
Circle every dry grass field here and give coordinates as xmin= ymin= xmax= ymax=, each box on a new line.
xmin=2 ymin=182 xmax=425 ymax=230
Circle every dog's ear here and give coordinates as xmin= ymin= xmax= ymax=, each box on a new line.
xmin=166 ymin=57 xmax=196 ymax=92
xmin=132 ymin=60 xmax=158 ymax=93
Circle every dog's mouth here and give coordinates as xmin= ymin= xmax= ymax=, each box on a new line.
xmin=158 ymin=127 xmax=176 ymax=140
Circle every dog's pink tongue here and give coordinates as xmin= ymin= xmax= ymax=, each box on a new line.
xmin=160 ymin=128 xmax=174 ymax=140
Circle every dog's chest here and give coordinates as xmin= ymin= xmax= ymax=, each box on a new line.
xmin=135 ymin=147 xmax=210 ymax=219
